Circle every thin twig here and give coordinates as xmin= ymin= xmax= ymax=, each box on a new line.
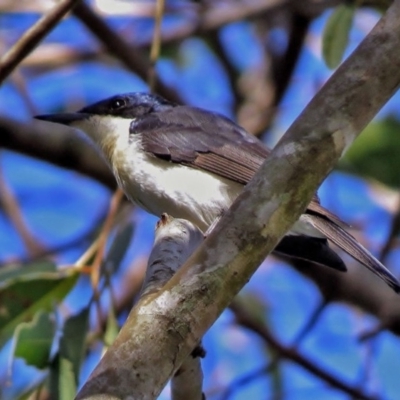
xmin=0 ymin=0 xmax=81 ymax=85
xmin=220 ymin=358 xmax=279 ymax=400
xmin=0 ymin=209 xmax=105 ymax=267
xmin=10 ymin=71 xmax=39 ymax=116
xmin=97 ymin=257 xmax=147 ymax=334
xmin=231 ymin=302 xmax=380 ymax=400
xmin=206 ymin=30 xmax=243 ymax=111
xmin=379 ymin=193 xmax=400 ymax=262
xmin=0 ymin=117 xmax=116 ymax=190
xmin=0 ymin=154 xmax=44 ymax=257
xmin=148 ymin=0 xmax=166 ymax=92
xmin=291 ymin=299 xmax=328 ymax=345
xmin=90 ymin=189 xmax=124 ymax=291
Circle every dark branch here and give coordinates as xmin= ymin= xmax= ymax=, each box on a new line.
xmin=0 ymin=117 xmax=116 ymax=190
xmin=231 ymin=302 xmax=380 ymax=400
xmin=0 ymin=0 xmax=82 ymax=85
xmin=72 ymin=2 xmax=182 ymax=104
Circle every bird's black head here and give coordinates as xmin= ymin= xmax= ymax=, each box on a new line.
xmin=79 ymin=92 xmax=176 ymax=119
xmin=34 ymin=93 xmax=179 ymax=159
xmin=34 ymin=92 xmax=177 ymax=126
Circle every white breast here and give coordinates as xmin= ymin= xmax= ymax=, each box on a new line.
xmin=112 ymin=132 xmax=242 ymax=232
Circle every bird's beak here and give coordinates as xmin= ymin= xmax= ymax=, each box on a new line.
xmin=34 ymin=112 xmax=91 ymax=126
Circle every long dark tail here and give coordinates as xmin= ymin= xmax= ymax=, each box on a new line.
xmin=274 ymin=235 xmax=347 ymax=272
xmin=307 ymin=214 xmax=400 ymax=293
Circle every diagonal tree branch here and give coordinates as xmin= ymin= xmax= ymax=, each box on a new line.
xmin=74 ymin=1 xmax=400 ymax=398
xmin=0 ymin=0 xmax=81 ymax=85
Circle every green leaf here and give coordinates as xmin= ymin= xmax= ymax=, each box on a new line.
xmin=13 ymin=310 xmax=55 ymax=369
xmin=102 ymin=221 xmax=135 ymax=274
xmin=0 ymin=261 xmax=56 ymax=284
xmin=48 ymin=308 xmax=89 ymax=400
xmin=49 ymin=354 xmax=77 ymax=400
xmin=159 ymin=43 xmax=180 ymax=59
xmin=60 ymin=308 xmax=89 ymax=384
xmin=0 ymin=266 xmax=79 ymax=348
xmin=339 ymin=117 xmax=400 ymax=188
xmin=58 ymin=358 xmax=77 ymax=400
xmin=322 ymin=4 xmax=355 ymax=69
xmin=104 ymin=306 xmax=119 ymax=347
xmin=14 ymin=382 xmax=46 ymax=400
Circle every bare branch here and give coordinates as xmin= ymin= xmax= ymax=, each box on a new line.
xmin=72 ymin=2 xmax=181 ymax=103
xmin=0 ymin=156 xmax=45 ymax=257
xmin=231 ymin=301 xmax=380 ymax=400
xmin=19 ymin=1 xmax=288 ymax=73
xmin=148 ymin=0 xmax=166 ymax=92
xmin=0 ymin=0 xmax=81 ymax=85
xmin=289 ymin=258 xmax=400 ymax=335
xmin=89 ymin=189 xmax=124 ymax=293
xmin=0 ymin=117 xmax=116 ymax=190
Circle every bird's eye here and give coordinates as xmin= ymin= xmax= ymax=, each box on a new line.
xmin=111 ymin=98 xmax=126 ymax=110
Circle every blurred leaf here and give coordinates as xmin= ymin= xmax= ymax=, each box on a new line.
xmin=15 ymin=382 xmax=46 ymax=400
xmin=104 ymin=306 xmax=119 ymax=347
xmin=0 ymin=261 xmax=55 ymax=283
xmin=58 ymin=358 xmax=76 ymax=400
xmin=49 ymin=308 xmax=89 ymax=400
xmin=49 ymin=355 xmax=76 ymax=400
xmin=160 ymin=43 xmax=180 ymax=59
xmin=339 ymin=117 xmax=400 ymax=188
xmin=60 ymin=308 xmax=89 ymax=384
xmin=102 ymin=221 xmax=135 ymax=274
xmin=322 ymin=4 xmax=355 ymax=69
xmin=0 ymin=266 xmax=79 ymax=347
xmin=13 ymin=310 xmax=55 ymax=369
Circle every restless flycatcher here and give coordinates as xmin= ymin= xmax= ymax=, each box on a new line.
xmin=35 ymin=92 xmax=400 ymax=292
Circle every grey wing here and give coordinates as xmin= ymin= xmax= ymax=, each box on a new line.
xmin=133 ymin=105 xmax=268 ymax=185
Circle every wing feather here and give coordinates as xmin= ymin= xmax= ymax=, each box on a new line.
xmin=134 ymin=107 xmax=360 ymax=232
xmin=130 ymin=104 xmax=400 ymax=291
xmin=136 ymin=106 xmax=268 ymax=184
xmin=136 ymin=105 xmax=324 ymax=207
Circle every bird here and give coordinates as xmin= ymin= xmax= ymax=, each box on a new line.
xmin=35 ymin=92 xmax=400 ymax=292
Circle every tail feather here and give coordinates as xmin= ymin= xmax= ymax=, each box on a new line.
xmin=307 ymin=214 xmax=400 ymax=293
xmin=274 ymin=236 xmax=347 ymax=272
